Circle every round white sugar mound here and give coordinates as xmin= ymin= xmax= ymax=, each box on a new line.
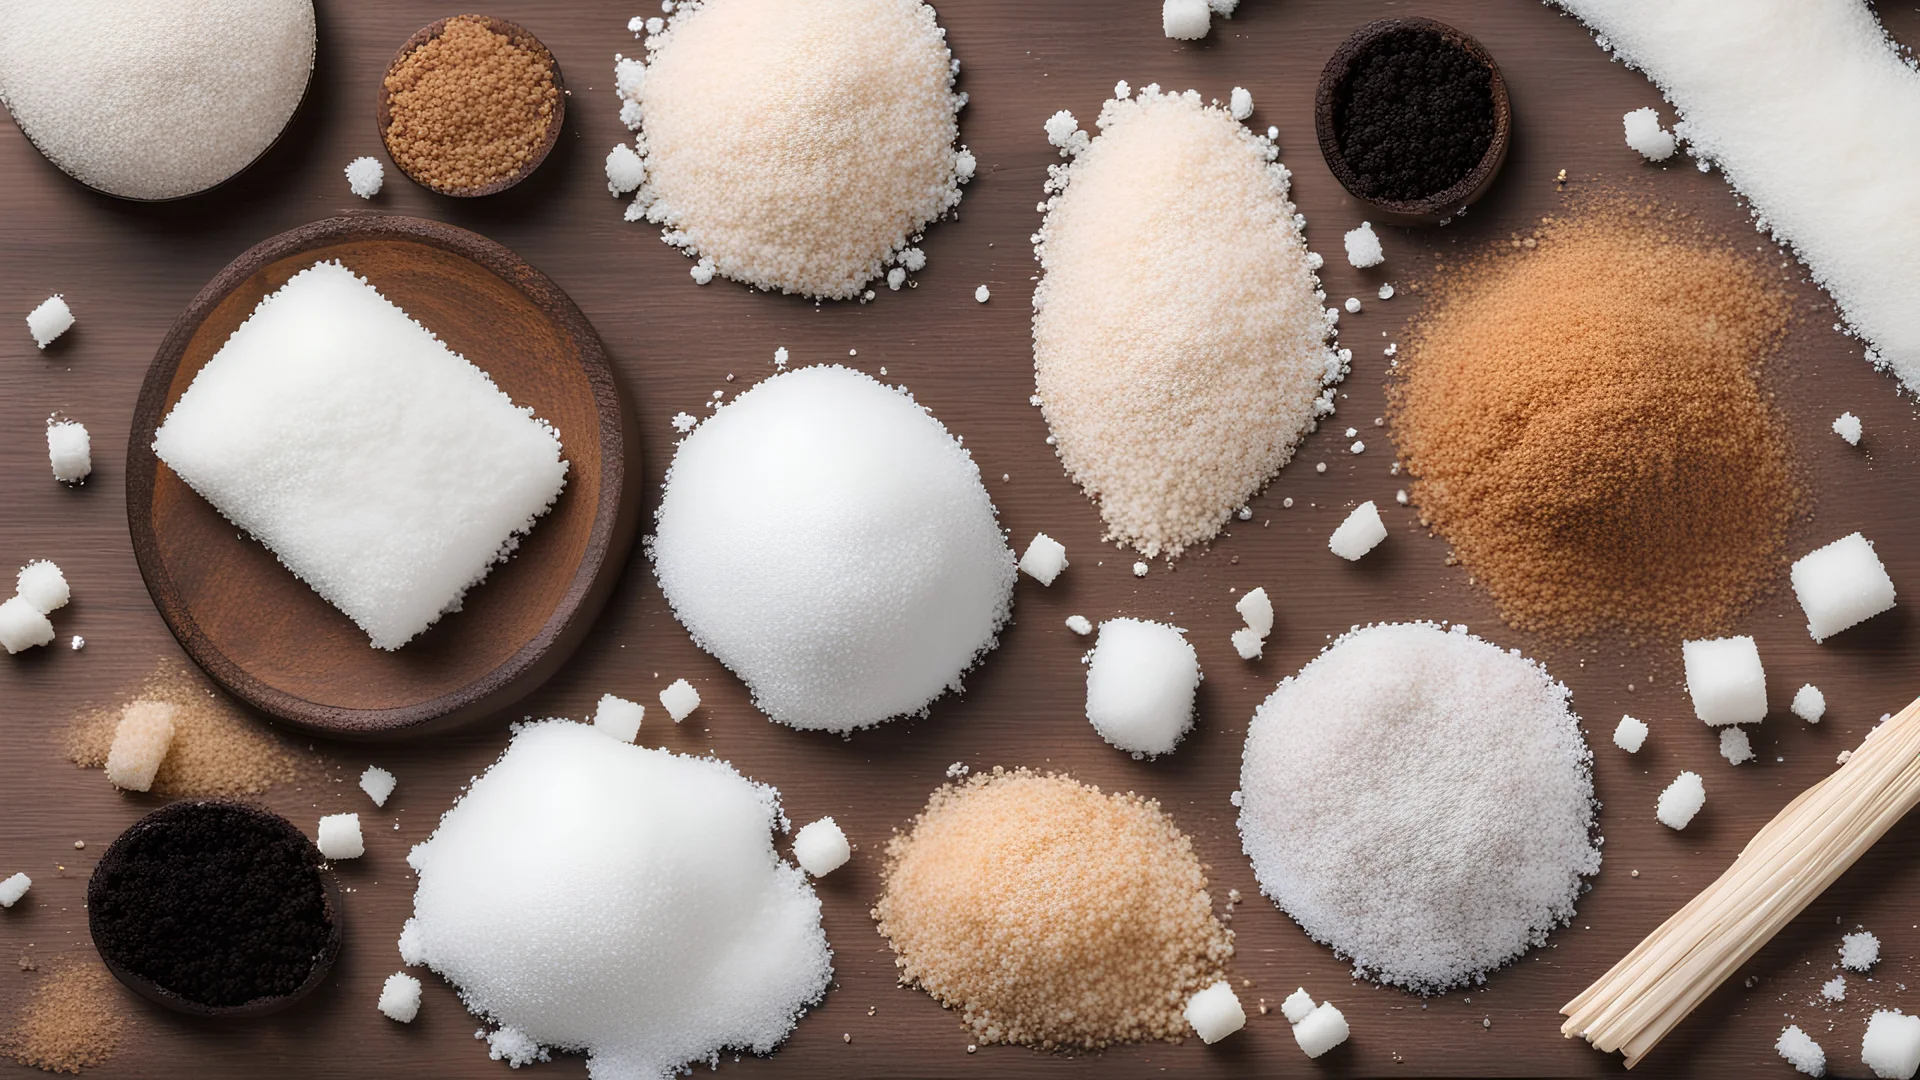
xmin=615 ymin=0 xmax=971 ymax=299
xmin=403 ymin=721 xmax=831 ymax=1078
xmin=1085 ymin=618 xmax=1201 ymax=757
xmin=0 ymin=0 xmax=315 ymax=200
xmin=1034 ymin=85 xmax=1341 ymax=558
xmin=1238 ymin=622 xmax=1600 ymax=993
xmin=651 ymin=365 xmax=1015 ymax=731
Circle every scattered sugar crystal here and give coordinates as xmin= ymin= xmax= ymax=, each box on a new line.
xmin=671 ymin=412 xmax=697 ymax=433
xmin=1682 ymin=635 xmax=1767 ymax=726
xmin=1825 ymin=975 xmax=1848 ymax=1001
xmin=25 ymin=295 xmax=72 ymax=349
xmin=1162 ymin=0 xmax=1211 ymax=40
xmin=1085 ymin=618 xmax=1200 ymax=757
xmin=791 ymin=816 xmax=850 ymax=877
xmin=1018 ymin=533 xmax=1068 ymax=585
xmin=1834 ymin=412 xmax=1863 ymax=446
xmin=104 ymin=700 xmax=176 ymax=792
xmin=773 ymin=346 xmax=790 ymax=368
xmin=318 ymin=812 xmax=364 ymax=859
xmin=1613 ymin=714 xmax=1649 ymax=753
xmin=1133 ymin=561 xmax=1149 ymax=577
xmin=46 ymin=421 xmax=90 ymax=483
xmin=659 ymin=679 xmax=700 ymax=722
xmin=1235 ymin=586 xmax=1273 ymax=637
xmin=1228 ymin=87 xmax=1253 ymax=121
xmin=595 ymin=693 xmax=646 ymax=742
xmin=360 ymin=765 xmax=397 ymax=807
xmin=1864 ymin=1010 xmax=1920 ymax=1080
xmin=1185 ymin=981 xmax=1246 ymax=1043
xmin=1344 ymin=222 xmax=1384 ymax=268
xmin=344 ymin=155 xmax=384 ymax=198
xmin=1329 ymin=501 xmax=1387 ymax=560
xmin=1378 ymin=283 xmax=1395 ymax=300
xmin=1293 ymin=1001 xmax=1350 ymax=1058
xmin=151 ymin=261 xmax=569 ymax=650
xmin=1622 ymin=107 xmax=1677 ymax=161
xmin=974 ymin=284 xmax=990 ymax=303
xmin=1344 ymin=296 xmax=1361 ymax=314
xmin=69 ymin=635 xmax=83 ymax=650
xmin=1065 ymin=614 xmax=1092 ymax=635
xmin=0 ymin=597 xmax=54 ymax=655
xmin=1792 ymin=532 xmax=1897 ymax=642
xmin=1720 ymin=726 xmax=1754 ymax=765
xmin=0 ymin=873 xmax=29 ymax=908
xmin=1844 ymin=931 xmax=1882 ymax=972
xmin=487 ymin=1027 xmax=548 ymax=1067
xmin=380 ymin=972 xmax=423 ymax=1022
xmin=1230 ymin=626 xmax=1264 ymax=660
xmin=16 ymin=560 xmax=69 ymax=613
xmin=1657 ymin=771 xmax=1706 ymax=830
xmin=1777 ymin=1025 xmax=1825 ymax=1077
xmin=605 ymin=143 xmax=644 ymax=195
xmin=1281 ymin=987 xmax=1315 ymax=1024
xmin=1793 ymin=684 xmax=1827 ymax=723
xmin=1350 ymin=440 xmax=1365 ymax=454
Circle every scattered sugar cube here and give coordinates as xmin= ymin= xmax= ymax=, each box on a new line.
xmin=1235 ymin=587 xmax=1273 ymax=638
xmin=1281 ymin=987 xmax=1316 ymax=1024
xmin=0 ymin=596 xmax=55 ymax=654
xmin=1825 ymin=975 xmax=1848 ymax=1001
xmin=344 ymin=156 xmax=384 ymax=198
xmin=1228 ymin=87 xmax=1253 ymax=121
xmin=1613 ymin=714 xmax=1649 ymax=753
xmin=1720 ymin=726 xmax=1755 ymax=765
xmin=0 ymin=873 xmax=29 ymax=908
xmin=360 ymin=765 xmax=397 ymax=807
xmin=1844 ymin=931 xmax=1882 ymax=972
xmin=974 ymin=284 xmax=991 ymax=303
xmin=1230 ymin=626 xmax=1263 ymax=660
xmin=594 ymin=693 xmax=646 ymax=742
xmin=1019 ymin=533 xmax=1068 ymax=585
xmin=1657 ymin=771 xmax=1706 ymax=830
xmin=16 ymin=560 xmax=69 ymax=613
xmin=379 ymin=971 xmax=422 ymax=1023
xmin=1792 ymin=533 xmax=1897 ymax=642
xmin=1293 ymin=1001 xmax=1350 ymax=1059
xmin=1622 ymin=107 xmax=1677 ymax=161
xmin=1185 ymin=980 xmax=1246 ymax=1044
xmin=1682 ymin=636 xmax=1767 ymax=726
xmin=1834 ymin=412 xmax=1863 ymax=446
xmin=1085 ymin=619 xmax=1200 ymax=756
xmin=605 ymin=144 xmax=644 ymax=196
xmin=26 ymin=295 xmax=72 ymax=349
xmin=1863 ymin=1010 xmax=1920 ymax=1080
xmin=1329 ymin=501 xmax=1387 ymax=560
xmin=1162 ymin=0 xmax=1210 ymax=39
xmin=1793 ymin=684 xmax=1827 ymax=723
xmin=317 ymin=813 xmax=365 ymax=859
xmin=792 ymin=816 xmax=851 ymax=877
xmin=46 ymin=421 xmax=90 ymax=483
xmin=105 ymin=700 xmax=176 ymax=792
xmin=1344 ymin=222 xmax=1384 ymax=268
xmin=1777 ymin=1025 xmax=1826 ymax=1077
xmin=660 ymin=678 xmax=701 ymax=722
xmin=1065 ymin=614 xmax=1092 ymax=635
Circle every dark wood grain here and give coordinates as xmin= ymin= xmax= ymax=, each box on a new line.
xmin=5 ymin=1 xmax=1920 ymax=1077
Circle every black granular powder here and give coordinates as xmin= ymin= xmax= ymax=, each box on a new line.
xmin=88 ymin=801 xmax=336 ymax=1009
xmin=1335 ymin=27 xmax=1495 ymax=202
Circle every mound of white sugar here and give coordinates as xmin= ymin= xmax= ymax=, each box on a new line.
xmin=344 ymin=156 xmax=383 ymax=198
xmin=1657 ymin=771 xmax=1706 ymax=830
xmin=360 ymin=765 xmax=397 ymax=807
xmin=1843 ymin=930 xmax=1881 ymax=972
xmin=1792 ymin=532 xmax=1897 ymax=642
xmin=1032 ymin=85 xmax=1341 ymax=558
xmin=1777 ymin=1025 xmax=1825 ymax=1077
xmin=1329 ymin=501 xmax=1386 ymax=560
xmin=791 ymin=817 xmax=850 ymax=877
xmin=1018 ymin=533 xmax=1067 ymax=585
xmin=0 ymin=0 xmax=315 ymax=200
xmin=17 ymin=561 xmax=68 ymax=614
xmin=1084 ymin=618 xmax=1201 ymax=757
xmin=1622 ymin=107 xmax=1676 ymax=161
xmin=25 ymin=295 xmax=72 ymax=349
xmin=1613 ymin=714 xmax=1648 ymax=753
xmin=1682 ymin=635 xmax=1766 ymax=726
xmin=402 ymin=720 xmax=831 ymax=1078
xmin=1835 ymin=412 xmax=1863 ymax=446
xmin=1237 ymin=622 xmax=1600 ymax=992
xmin=611 ymin=0 xmax=972 ymax=298
xmin=0 ymin=873 xmax=28 ymax=908
xmin=1184 ymin=981 xmax=1245 ymax=1043
xmin=1162 ymin=0 xmax=1210 ymax=39
xmin=1719 ymin=726 xmax=1754 ymax=765
xmin=1793 ymin=684 xmax=1827 ymax=723
xmin=1550 ymin=0 xmax=1920 ymax=389
xmin=651 ymin=365 xmax=1014 ymax=732
xmin=1344 ymin=222 xmax=1384 ymax=268
xmin=1825 ymin=975 xmax=1847 ymax=1001
xmin=1864 ymin=1011 xmax=1920 ymax=1080
xmin=379 ymin=972 xmax=422 ymax=1023
xmin=604 ymin=144 xmax=643 ymax=196
xmin=152 ymin=261 xmax=569 ymax=650
xmin=47 ymin=420 xmax=90 ymax=483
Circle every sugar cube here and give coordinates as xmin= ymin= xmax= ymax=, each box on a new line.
xmin=16 ymin=560 xmax=69 ymax=613
xmin=1720 ymin=726 xmax=1754 ymax=765
xmin=1825 ymin=975 xmax=1848 ymax=1001
xmin=1682 ymin=636 xmax=1767 ymax=726
xmin=1228 ymin=87 xmax=1253 ymax=121
xmin=1184 ymin=980 xmax=1246 ymax=1044
xmin=1863 ymin=1010 xmax=1920 ymax=1080
xmin=594 ymin=693 xmax=646 ymax=742
xmin=47 ymin=421 xmax=90 ymax=483
xmin=1613 ymin=714 xmax=1649 ymax=753
xmin=1281 ymin=987 xmax=1316 ymax=1024
xmin=1776 ymin=1024 xmax=1825 ymax=1077
xmin=1793 ymin=684 xmax=1827 ymax=723
xmin=318 ymin=813 xmax=364 ymax=859
xmin=1161 ymin=0 xmax=1210 ymax=39
xmin=660 ymin=678 xmax=701 ymax=722
xmin=791 ymin=816 xmax=850 ymax=877
xmin=26 ymin=295 xmax=72 ymax=349
xmin=1018 ymin=533 xmax=1068 ymax=585
xmin=1843 ymin=930 xmax=1882 ymax=972
xmin=1657 ymin=771 xmax=1706 ymax=830
xmin=105 ymin=700 xmax=176 ymax=792
xmin=1085 ymin=618 xmax=1200 ymax=756
xmin=1230 ymin=626 xmax=1263 ymax=660
xmin=378 ymin=971 xmax=422 ymax=1022
xmin=1792 ymin=533 xmax=1897 ymax=642
xmin=1065 ymin=614 xmax=1092 ymax=635
xmin=0 ymin=596 xmax=55 ymax=654
xmin=1834 ymin=411 xmax=1863 ymax=446
xmin=1235 ymin=586 xmax=1273 ymax=638
xmin=1344 ymin=222 xmax=1385 ymax=268
xmin=1622 ymin=107 xmax=1677 ymax=161
xmin=0 ymin=873 xmax=29 ymax=908
xmin=1293 ymin=1001 xmax=1350 ymax=1058
xmin=1329 ymin=501 xmax=1387 ymax=560
xmin=360 ymin=765 xmax=397 ymax=807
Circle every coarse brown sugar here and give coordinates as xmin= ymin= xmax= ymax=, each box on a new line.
xmin=381 ymin=15 xmax=558 ymax=194
xmin=1 ymin=959 xmax=127 ymax=1074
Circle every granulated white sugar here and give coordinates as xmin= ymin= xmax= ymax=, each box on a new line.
xmin=1231 ymin=626 xmax=1263 ymax=660
xmin=344 ymin=156 xmax=383 ymax=198
xmin=612 ymin=0 xmax=971 ymax=298
xmin=17 ymin=561 xmax=69 ymax=614
xmin=402 ymin=720 xmax=830 ymax=1079
xmin=1777 ymin=1024 xmax=1825 ymax=1077
xmin=1793 ymin=684 xmax=1827 ymax=723
xmin=0 ymin=596 xmax=55 ymax=655
xmin=1835 ymin=412 xmax=1863 ymax=446
xmin=46 ymin=421 xmax=90 ymax=483
xmin=152 ymin=261 xmax=568 ymax=650
xmin=317 ymin=812 xmax=363 ymax=859
xmin=1657 ymin=771 xmax=1706 ymax=830
xmin=1719 ymin=726 xmax=1754 ymax=765
xmin=1345 ymin=222 xmax=1384 ymax=268
xmin=1864 ymin=1011 xmax=1920 ymax=1080
xmin=25 ymin=296 xmax=72 ymax=349
xmin=1551 ymin=0 xmax=1920 ymax=388
xmin=360 ymin=765 xmax=397 ymax=807
xmin=379 ymin=972 xmax=422 ymax=1023
xmin=0 ymin=872 xmax=28 ymax=908
xmin=1237 ymin=622 xmax=1599 ymax=992
xmin=1236 ymin=587 xmax=1273 ymax=637
xmin=650 ymin=365 xmax=1014 ymax=732
xmin=1843 ymin=930 xmax=1882 ymax=972
xmin=1033 ymin=85 xmax=1340 ymax=557
xmin=1084 ymin=618 xmax=1201 ymax=757
xmin=1622 ymin=107 xmax=1676 ymax=161
xmin=0 ymin=0 xmax=315 ymax=200
xmin=1613 ymin=714 xmax=1649 ymax=753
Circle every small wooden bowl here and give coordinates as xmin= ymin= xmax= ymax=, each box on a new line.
xmin=376 ymin=15 xmax=566 ymax=198
xmin=127 ymin=216 xmax=638 ymax=738
xmin=1314 ymin=17 xmax=1511 ymax=226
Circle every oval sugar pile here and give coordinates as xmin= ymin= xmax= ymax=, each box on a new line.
xmin=651 ymin=365 xmax=1015 ymax=732
xmin=1238 ymin=622 xmax=1600 ymax=993
xmin=400 ymin=720 xmax=831 ymax=1076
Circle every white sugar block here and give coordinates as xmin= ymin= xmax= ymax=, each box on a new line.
xmin=1235 ymin=587 xmax=1272 ymax=637
xmin=1019 ymin=533 xmax=1068 ymax=585
xmin=1065 ymin=614 xmax=1092 ymax=635
xmin=47 ymin=421 xmax=90 ymax=483
xmin=150 ymin=261 xmax=569 ymax=651
xmin=1162 ymin=0 xmax=1210 ymax=39
xmin=1085 ymin=618 xmax=1200 ymax=756
xmin=105 ymin=700 xmax=176 ymax=792
xmin=0 ymin=873 xmax=29 ymax=908
xmin=1230 ymin=626 xmax=1263 ymax=660
xmin=1864 ymin=1010 xmax=1920 ymax=1080
xmin=1623 ymin=107 xmax=1677 ymax=161
xmin=1657 ymin=771 xmax=1706 ymax=830
xmin=660 ymin=678 xmax=701 ymax=722
xmin=0 ymin=596 xmax=55 ymax=654
xmin=360 ymin=765 xmax=397 ymax=807
xmin=1344 ymin=222 xmax=1385 ymax=268
xmin=1834 ymin=411 xmax=1863 ymax=446
xmin=1844 ymin=930 xmax=1882 ymax=972
xmin=1281 ymin=987 xmax=1315 ymax=1024
xmin=605 ymin=144 xmax=644 ymax=196
xmin=1777 ymin=1024 xmax=1825 ymax=1077
xmin=1184 ymin=980 xmax=1246 ymax=1043
xmin=1330 ymin=501 xmax=1387 ymax=560
xmin=318 ymin=812 xmax=365 ymax=859
xmin=1228 ymin=87 xmax=1253 ymax=121
xmin=1613 ymin=714 xmax=1649 ymax=753
xmin=1683 ymin=636 xmax=1767 ymax=726
xmin=594 ymin=693 xmax=646 ymax=742
xmin=1293 ymin=1001 xmax=1350 ymax=1058
xmin=792 ymin=816 xmax=850 ymax=877
xmin=17 ymin=560 xmax=69 ymax=613
xmin=26 ymin=295 xmax=72 ymax=349
xmin=344 ymin=156 xmax=384 ymax=199
xmin=379 ymin=971 xmax=422 ymax=1022
xmin=1792 ymin=533 xmax=1897 ymax=642
xmin=1793 ymin=684 xmax=1827 ymax=723
xmin=1720 ymin=726 xmax=1754 ymax=765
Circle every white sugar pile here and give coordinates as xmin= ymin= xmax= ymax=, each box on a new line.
xmin=1777 ymin=1024 xmax=1824 ymax=1077
xmin=401 ymin=720 xmax=831 ymax=1078
xmin=1622 ymin=107 xmax=1676 ymax=161
xmin=1033 ymin=84 xmax=1342 ymax=557
xmin=152 ymin=261 xmax=569 ymax=650
xmin=1843 ymin=930 xmax=1882 ymax=972
xmin=1084 ymin=618 xmax=1201 ymax=757
xmin=612 ymin=0 xmax=972 ymax=299
xmin=1237 ymin=622 xmax=1599 ymax=992
xmin=1793 ymin=684 xmax=1827 ymax=723
xmin=379 ymin=972 xmax=422 ymax=1023
xmin=651 ymin=365 xmax=1014 ymax=731
xmin=0 ymin=0 xmax=315 ymax=200
xmin=46 ymin=420 xmax=91 ymax=483
xmin=1344 ymin=222 xmax=1384 ymax=268
xmin=1551 ymin=0 xmax=1920 ymax=388
xmin=1657 ymin=771 xmax=1706 ymax=830
xmin=344 ymin=156 xmax=383 ymax=198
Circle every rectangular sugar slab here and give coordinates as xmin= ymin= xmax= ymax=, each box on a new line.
xmin=152 ymin=261 xmax=569 ymax=650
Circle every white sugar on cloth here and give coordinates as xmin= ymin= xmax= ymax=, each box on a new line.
xmin=1622 ymin=107 xmax=1676 ymax=161
xmin=1084 ymin=618 xmax=1201 ymax=757
xmin=1033 ymin=85 xmax=1341 ymax=558
xmin=344 ymin=156 xmax=383 ymax=198
xmin=47 ymin=420 xmax=91 ymax=483
xmin=1238 ymin=622 xmax=1599 ymax=993
xmin=25 ymin=295 xmax=72 ymax=349
xmin=401 ymin=720 xmax=831 ymax=1079
xmin=152 ymin=261 xmax=569 ymax=650
xmin=651 ymin=365 xmax=1014 ymax=732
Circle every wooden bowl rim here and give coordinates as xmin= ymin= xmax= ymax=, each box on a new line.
xmin=1313 ymin=16 xmax=1512 ymax=223
xmin=125 ymin=214 xmax=633 ymax=738
xmin=375 ymin=14 xmax=567 ymax=198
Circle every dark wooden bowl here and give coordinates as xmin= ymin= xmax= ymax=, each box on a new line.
xmin=376 ymin=15 xmax=566 ymax=198
xmin=1314 ymin=17 xmax=1511 ymax=226
xmin=127 ymin=216 xmax=638 ymax=738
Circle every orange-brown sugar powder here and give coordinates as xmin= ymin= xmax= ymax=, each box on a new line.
xmin=381 ymin=15 xmax=558 ymax=194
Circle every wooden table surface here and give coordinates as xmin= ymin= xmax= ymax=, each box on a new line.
xmin=5 ymin=1 xmax=1920 ymax=1076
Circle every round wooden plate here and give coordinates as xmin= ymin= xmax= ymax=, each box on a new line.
xmin=127 ymin=216 xmax=638 ymax=738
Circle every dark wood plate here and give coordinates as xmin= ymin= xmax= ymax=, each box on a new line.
xmin=126 ymin=215 xmax=638 ymax=738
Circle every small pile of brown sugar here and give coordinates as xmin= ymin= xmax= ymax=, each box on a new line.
xmin=1388 ymin=202 xmax=1801 ymax=639
xmin=381 ymin=15 xmax=558 ymax=193
xmin=1 ymin=959 xmax=127 ymax=1074
xmin=873 ymin=767 xmax=1233 ymax=1050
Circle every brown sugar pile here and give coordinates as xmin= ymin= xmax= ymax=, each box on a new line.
xmin=1388 ymin=204 xmax=1800 ymax=639
xmin=381 ymin=15 xmax=558 ymax=193
xmin=1 ymin=960 xmax=127 ymax=1073
xmin=873 ymin=768 xmax=1233 ymax=1050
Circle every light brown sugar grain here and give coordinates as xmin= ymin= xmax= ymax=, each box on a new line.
xmin=382 ymin=15 xmax=559 ymax=194
xmin=1 ymin=959 xmax=127 ymax=1074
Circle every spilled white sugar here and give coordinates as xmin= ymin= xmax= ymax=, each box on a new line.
xmin=0 ymin=873 xmax=28 ymax=908
xmin=1834 ymin=411 xmax=1863 ymax=446
xmin=1682 ymin=635 xmax=1766 ymax=726
xmin=1329 ymin=501 xmax=1386 ymax=560
xmin=791 ymin=817 xmax=850 ymax=877
xmin=1344 ymin=222 xmax=1384 ymax=268
xmin=1825 ymin=975 xmax=1847 ymax=1001
xmin=1018 ymin=533 xmax=1068 ymax=585
xmin=1792 ymin=532 xmax=1897 ymax=643
xmin=1065 ymin=614 xmax=1092 ymax=635
xmin=46 ymin=420 xmax=90 ymax=483
xmin=25 ymin=295 xmax=72 ymax=349
xmin=1184 ymin=981 xmax=1245 ymax=1043
xmin=1621 ymin=107 xmax=1676 ymax=161
xmin=152 ymin=261 xmax=569 ymax=650
xmin=1843 ymin=930 xmax=1881 ymax=972
xmin=1719 ymin=726 xmax=1754 ymax=765
xmin=596 ymin=694 xmax=647 ymax=741
xmin=604 ymin=144 xmax=643 ymax=195
xmin=0 ymin=597 xmax=54 ymax=655
xmin=1280 ymin=987 xmax=1315 ymax=1024
xmin=658 ymin=679 xmax=701 ymax=722
xmin=1084 ymin=618 xmax=1201 ymax=757
xmin=651 ymin=365 xmax=1014 ymax=731
xmin=401 ymin=720 xmax=831 ymax=1080
xmin=1238 ymin=622 xmax=1599 ymax=992
xmin=318 ymin=813 xmax=363 ymax=859
xmin=1793 ymin=683 xmax=1827 ymax=723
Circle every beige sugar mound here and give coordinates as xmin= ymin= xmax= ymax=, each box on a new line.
xmin=1033 ymin=86 xmax=1343 ymax=558
xmin=1 ymin=959 xmax=127 ymax=1074
xmin=874 ymin=767 xmax=1233 ymax=1050
xmin=615 ymin=0 xmax=971 ymax=298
